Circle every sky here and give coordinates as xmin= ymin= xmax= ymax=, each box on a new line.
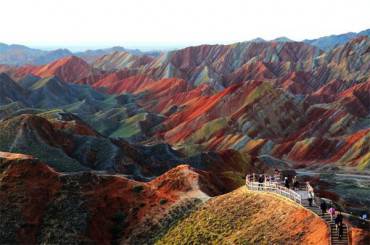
xmin=1 ymin=0 xmax=370 ymax=51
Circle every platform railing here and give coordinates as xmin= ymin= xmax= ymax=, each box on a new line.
xmin=245 ymin=179 xmax=302 ymax=204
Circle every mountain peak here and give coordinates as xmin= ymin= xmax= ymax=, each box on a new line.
xmin=249 ymin=37 xmax=266 ymax=43
xmin=272 ymin=36 xmax=293 ymax=42
xmin=32 ymin=55 xmax=97 ymax=82
xmin=53 ymin=55 xmax=88 ymax=66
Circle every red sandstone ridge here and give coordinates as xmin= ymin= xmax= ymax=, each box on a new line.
xmin=32 ymin=56 xmax=99 ymax=83
xmin=0 ymin=153 xmax=224 ymax=244
xmin=90 ymin=69 xmax=136 ymax=90
xmin=93 ymin=51 xmax=154 ymax=71
xmin=149 ymin=164 xmax=224 ymax=200
xmin=0 ymin=37 xmax=368 ymax=170
xmin=92 ymin=75 xmax=213 ymax=113
xmin=93 ymin=75 xmax=154 ymax=94
xmin=0 ymin=152 xmax=61 ymax=243
xmin=271 ymin=128 xmax=370 ymax=167
xmin=5 ymin=56 xmax=100 ymax=83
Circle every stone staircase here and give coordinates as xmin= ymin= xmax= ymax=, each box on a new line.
xmin=302 ymin=199 xmax=348 ymax=245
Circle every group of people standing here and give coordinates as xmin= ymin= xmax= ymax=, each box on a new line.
xmin=247 ymin=171 xmax=281 ymax=183
xmin=246 ymin=172 xmax=281 ymax=190
xmin=246 ymin=169 xmax=300 ymax=191
xmin=320 ymin=200 xmax=345 ymax=240
xmin=283 ymin=175 xmax=300 ymax=190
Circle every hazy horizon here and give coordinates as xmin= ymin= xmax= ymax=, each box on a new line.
xmin=3 ymin=26 xmax=370 ymax=53
xmin=1 ymin=0 xmax=370 ymax=52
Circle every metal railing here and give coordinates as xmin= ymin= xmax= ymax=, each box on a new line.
xmin=245 ymin=179 xmax=302 ymax=204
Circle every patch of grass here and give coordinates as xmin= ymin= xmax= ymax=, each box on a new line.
xmin=156 ymin=188 xmax=328 ymax=245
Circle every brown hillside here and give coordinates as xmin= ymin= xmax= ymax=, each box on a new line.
xmin=157 ymin=187 xmax=329 ymax=245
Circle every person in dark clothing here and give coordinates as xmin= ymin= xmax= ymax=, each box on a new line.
xmin=284 ymin=177 xmax=290 ymax=189
xmin=335 ymin=211 xmax=343 ymax=231
xmin=320 ymin=200 xmax=327 ymax=215
xmin=292 ymin=176 xmax=299 ymax=190
xmin=258 ymin=174 xmax=264 ymax=190
xmin=274 ymin=169 xmax=280 ymax=182
xmin=338 ymin=223 xmax=344 ymax=240
xmin=308 ymin=191 xmax=314 ymax=207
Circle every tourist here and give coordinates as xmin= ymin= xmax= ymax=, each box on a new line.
xmin=284 ymin=177 xmax=290 ymax=189
xmin=258 ymin=174 xmax=264 ymax=190
xmin=292 ymin=176 xmax=299 ymax=190
xmin=274 ymin=169 xmax=280 ymax=182
xmin=252 ymin=173 xmax=256 ymax=182
xmin=328 ymin=206 xmax=336 ymax=222
xmin=320 ymin=200 xmax=327 ymax=215
xmin=335 ymin=211 xmax=343 ymax=231
xmin=306 ymin=182 xmax=315 ymax=205
xmin=306 ymin=182 xmax=314 ymax=193
xmin=265 ymin=175 xmax=270 ymax=188
xmin=308 ymin=191 xmax=314 ymax=207
xmin=338 ymin=223 xmax=344 ymax=240
xmin=361 ymin=212 xmax=368 ymax=220
xmin=360 ymin=212 xmax=368 ymax=225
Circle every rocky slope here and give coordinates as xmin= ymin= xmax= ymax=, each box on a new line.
xmin=7 ymin=56 xmax=101 ymax=83
xmin=0 ymin=112 xmax=259 ymax=189
xmin=0 ymin=152 xmax=225 ymax=244
xmin=157 ymin=187 xmax=329 ymax=245
xmin=93 ymin=51 xmax=154 ymax=71
xmin=1 ymin=37 xmax=369 ymax=171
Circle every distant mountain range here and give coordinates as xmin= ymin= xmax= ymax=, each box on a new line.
xmin=249 ymin=29 xmax=370 ymax=50
xmin=0 ymin=28 xmax=369 ymax=66
xmin=304 ymin=28 xmax=370 ymax=50
xmin=0 ymin=43 xmax=161 ymax=65
xmin=1 ymin=36 xmax=369 ymax=172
